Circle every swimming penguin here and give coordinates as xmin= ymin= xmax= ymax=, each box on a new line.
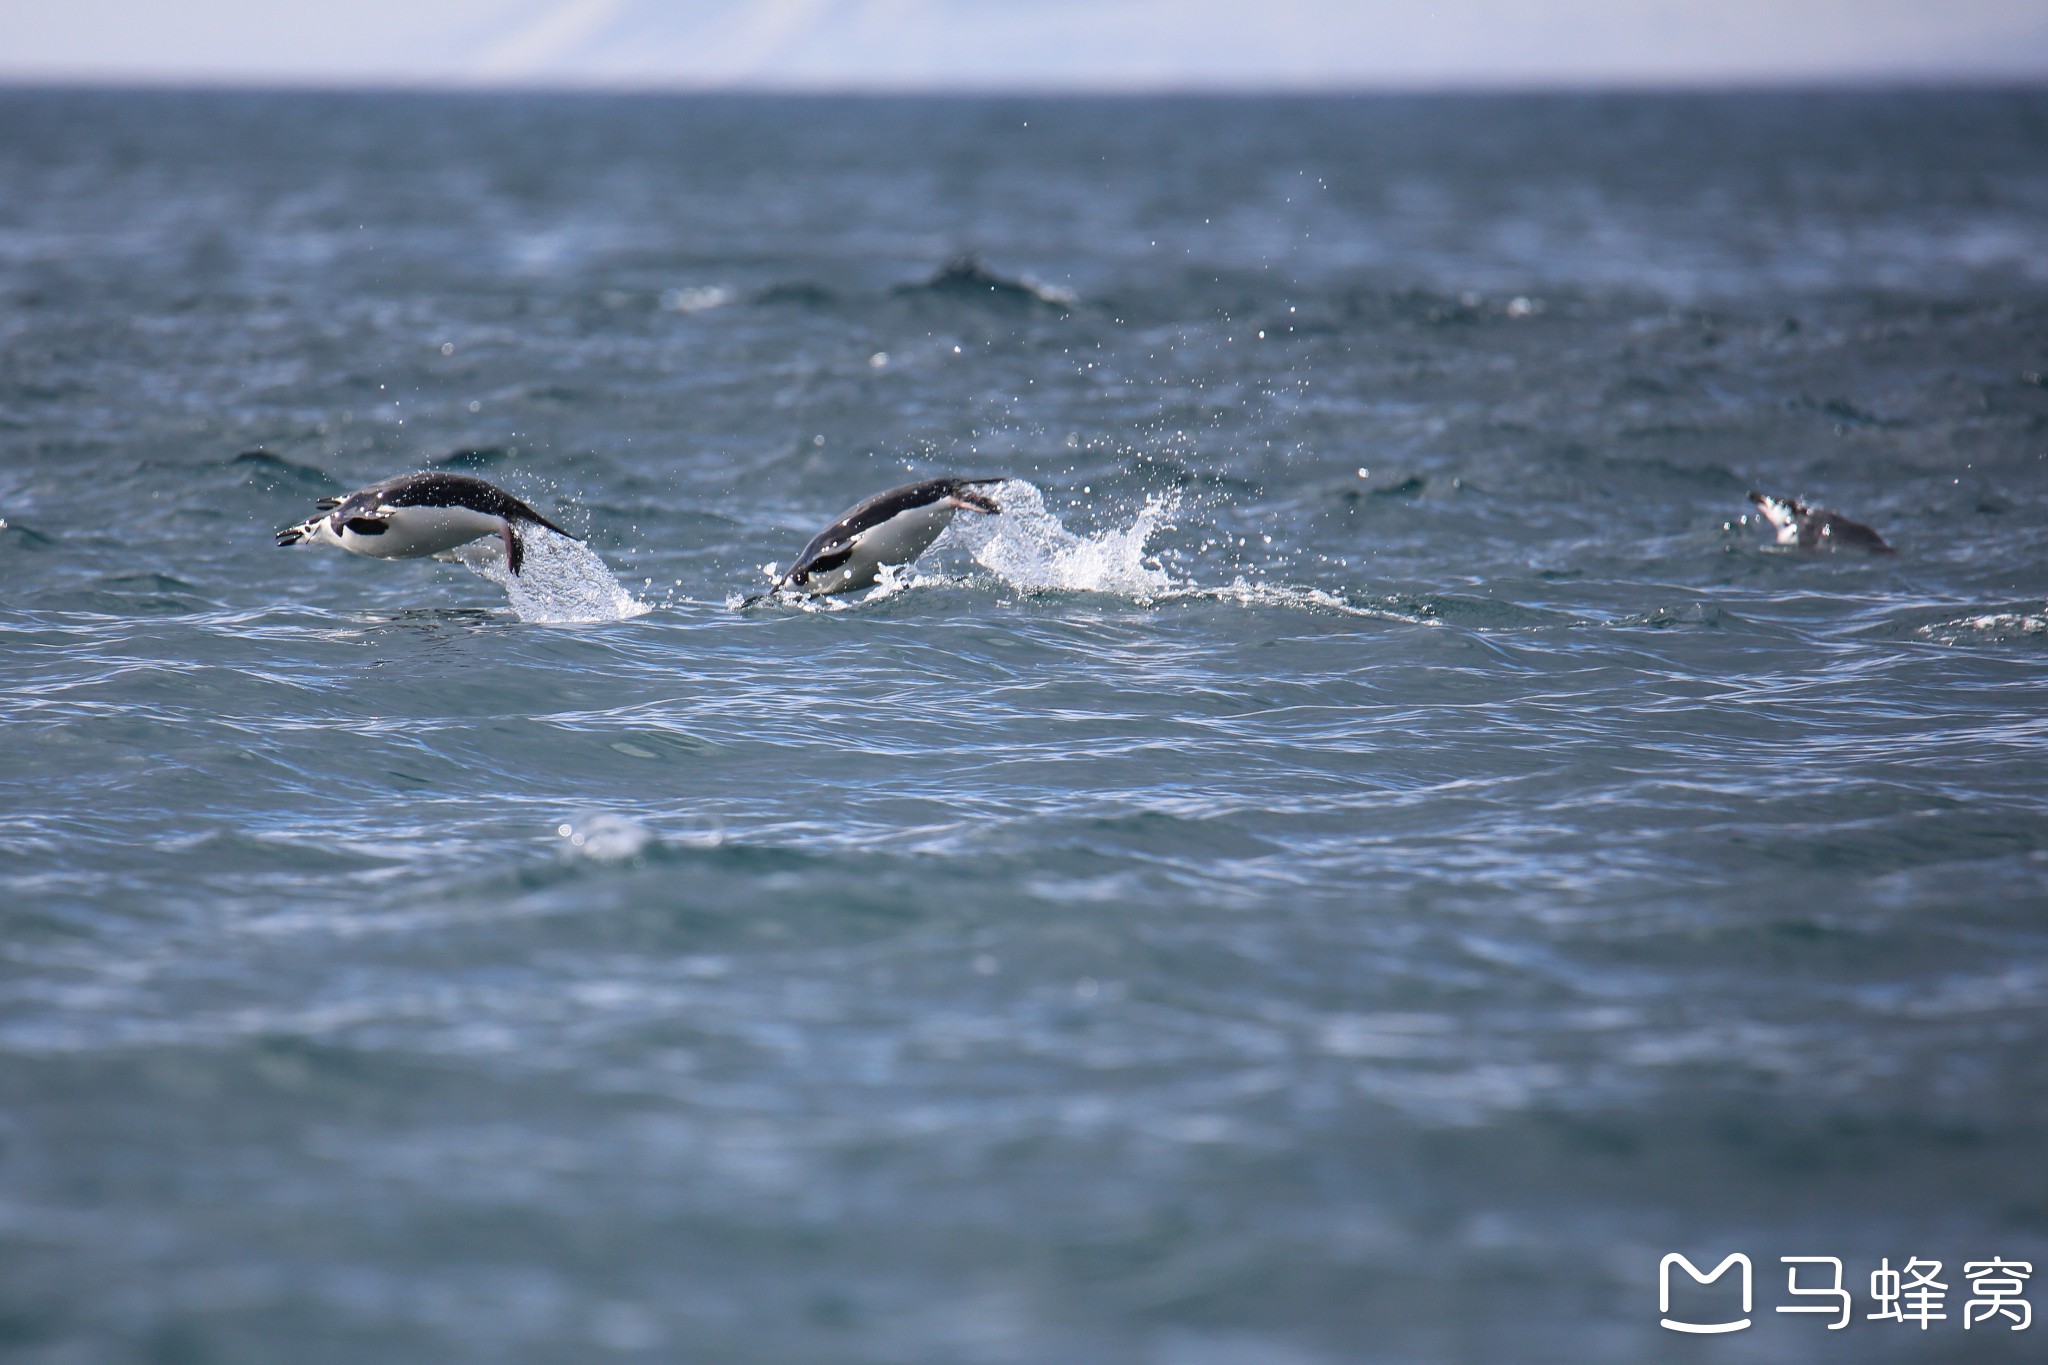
xmin=775 ymin=477 xmax=1005 ymax=595
xmin=1747 ymin=490 xmax=1893 ymax=553
xmin=276 ymin=472 xmax=577 ymax=574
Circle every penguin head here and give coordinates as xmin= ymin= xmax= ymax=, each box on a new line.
xmin=944 ymin=480 xmax=1004 ymax=516
xmin=1747 ymin=490 xmax=1807 ymax=533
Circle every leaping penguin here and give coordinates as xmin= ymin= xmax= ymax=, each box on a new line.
xmin=276 ymin=472 xmax=577 ymax=574
xmin=775 ymin=477 xmax=1005 ymax=596
xmin=1747 ymin=490 xmax=1893 ymax=554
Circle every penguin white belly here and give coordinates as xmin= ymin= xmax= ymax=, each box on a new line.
xmin=339 ymin=505 xmax=507 ymax=560
xmin=830 ymin=502 xmax=955 ymax=591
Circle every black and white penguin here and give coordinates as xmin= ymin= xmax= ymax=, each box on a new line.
xmin=1747 ymin=490 xmax=1893 ymax=553
xmin=775 ymin=478 xmax=1005 ymax=595
xmin=276 ymin=472 xmax=577 ymax=575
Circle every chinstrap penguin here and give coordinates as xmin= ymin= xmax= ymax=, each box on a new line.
xmin=276 ymin=472 xmax=577 ymax=574
xmin=1747 ymin=490 xmax=1893 ymax=554
xmin=775 ymin=477 xmax=1005 ymax=595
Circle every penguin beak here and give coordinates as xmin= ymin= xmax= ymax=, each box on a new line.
xmin=947 ymin=488 xmax=1002 ymax=515
xmin=1747 ymin=491 xmax=1796 ymax=528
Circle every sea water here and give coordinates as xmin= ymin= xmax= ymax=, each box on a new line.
xmin=1 ymin=89 xmax=2046 ymax=1363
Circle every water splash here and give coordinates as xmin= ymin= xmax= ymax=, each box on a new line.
xmin=555 ymin=811 xmax=726 ymax=862
xmin=555 ymin=812 xmax=657 ymax=863
xmin=446 ymin=530 xmax=647 ymax=624
xmin=950 ymin=480 xmax=1178 ymax=598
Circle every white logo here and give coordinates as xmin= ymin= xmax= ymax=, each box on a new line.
xmin=1660 ymin=1253 xmax=1752 ymax=1334
xmin=1662 ymin=1251 xmax=2031 ymax=1333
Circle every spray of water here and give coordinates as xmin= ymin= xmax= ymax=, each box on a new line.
xmin=947 ymin=479 xmax=1178 ymax=598
xmin=945 ymin=483 xmax=1419 ymax=620
xmin=446 ymin=530 xmax=647 ymax=624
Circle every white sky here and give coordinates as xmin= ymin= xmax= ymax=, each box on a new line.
xmin=2 ymin=0 xmax=2046 ymax=89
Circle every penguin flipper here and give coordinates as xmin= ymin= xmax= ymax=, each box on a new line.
xmin=502 ymin=522 xmax=524 ymax=575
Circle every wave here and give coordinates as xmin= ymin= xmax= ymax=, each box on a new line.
xmin=1167 ymin=579 xmax=1439 ymax=623
xmin=892 ymin=255 xmax=1077 ymax=310
xmin=556 ymin=811 xmax=664 ymax=863
xmin=229 ymin=448 xmax=334 ymax=496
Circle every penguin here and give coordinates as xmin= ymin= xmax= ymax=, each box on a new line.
xmin=1747 ymin=490 xmax=1893 ymax=554
xmin=276 ymin=472 xmax=577 ymax=575
xmin=775 ymin=478 xmax=1005 ymax=595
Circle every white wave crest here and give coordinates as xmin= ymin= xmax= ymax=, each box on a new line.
xmin=1172 ymin=577 xmax=1439 ymax=623
xmin=1918 ymin=610 xmax=2048 ymax=643
xmin=556 ymin=811 xmax=655 ymax=863
xmin=447 ymin=529 xmax=647 ymax=624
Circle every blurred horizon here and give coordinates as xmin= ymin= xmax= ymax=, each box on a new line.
xmin=3 ymin=0 xmax=2046 ymax=92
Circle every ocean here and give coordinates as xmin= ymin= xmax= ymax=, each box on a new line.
xmin=1 ymin=88 xmax=2046 ymax=1363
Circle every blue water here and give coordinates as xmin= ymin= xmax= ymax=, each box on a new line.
xmin=2 ymin=89 xmax=2047 ymax=1363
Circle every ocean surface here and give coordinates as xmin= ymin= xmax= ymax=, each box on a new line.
xmin=2 ymin=89 xmax=2047 ymax=1363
